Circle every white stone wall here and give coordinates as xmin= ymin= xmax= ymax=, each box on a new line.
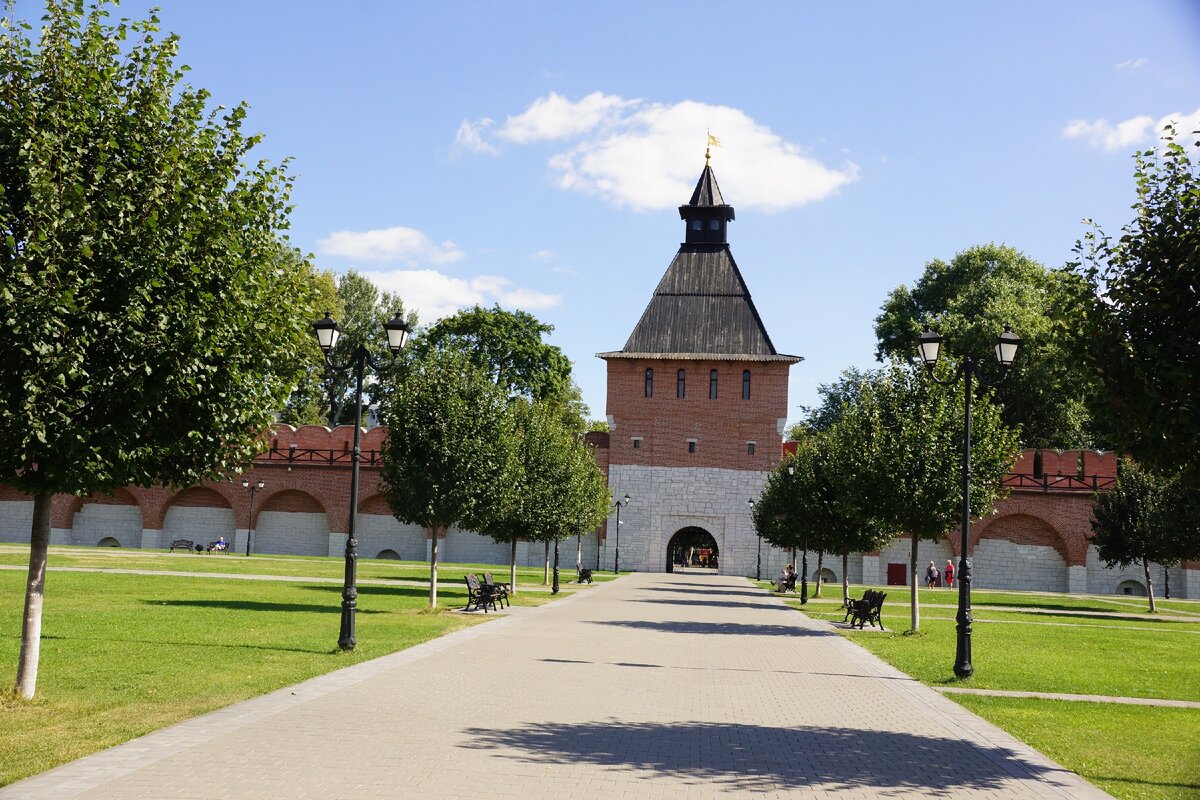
xmin=253 ymin=510 xmax=329 ymax=557
xmin=1085 ymin=545 xmax=1167 ymax=596
xmin=877 ymin=539 xmax=954 ymax=586
xmin=72 ymin=504 xmax=142 ymax=548
xmin=442 ymin=529 xmax=510 ymax=566
xmin=973 ymin=539 xmax=1067 ymax=592
xmin=605 ymin=464 xmax=768 ymax=574
xmin=163 ymin=506 xmax=236 ymax=550
xmin=1184 ymin=567 xmax=1200 ymax=600
xmin=356 ymin=514 xmax=428 ymax=561
xmin=0 ymin=501 xmax=33 ymax=542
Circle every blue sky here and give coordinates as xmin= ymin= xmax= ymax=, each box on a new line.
xmin=20 ymin=1 xmax=1200 ymax=427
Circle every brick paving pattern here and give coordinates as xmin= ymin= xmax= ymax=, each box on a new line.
xmin=1 ymin=572 xmax=1113 ymax=799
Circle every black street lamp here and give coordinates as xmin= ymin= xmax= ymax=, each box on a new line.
xmin=312 ymin=310 xmax=411 ymax=652
xmin=917 ymin=323 xmax=1021 ymax=679
xmin=786 ymin=464 xmax=809 ymax=604
xmin=612 ymin=493 xmax=630 ymax=573
xmin=241 ymin=477 xmax=265 ymax=557
xmin=748 ymin=499 xmax=761 ymax=581
xmin=552 ymin=537 xmax=562 ymax=595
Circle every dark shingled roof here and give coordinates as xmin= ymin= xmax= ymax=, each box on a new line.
xmin=599 ymin=163 xmax=800 ymax=364
xmin=601 ymin=245 xmax=798 ymax=361
xmin=687 ymin=164 xmax=730 ymax=209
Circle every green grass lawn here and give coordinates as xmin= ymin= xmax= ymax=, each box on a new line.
xmin=0 ymin=544 xmax=617 ymax=587
xmin=769 ymin=583 xmax=1200 ymax=800
xmin=0 ymin=563 xmax=554 ymax=787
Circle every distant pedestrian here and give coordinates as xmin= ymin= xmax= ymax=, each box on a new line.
xmin=944 ymin=559 xmax=955 ymax=589
xmin=925 ymin=561 xmax=939 ymax=589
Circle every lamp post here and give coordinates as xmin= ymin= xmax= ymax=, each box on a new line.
xmin=612 ymin=493 xmax=630 ymax=573
xmin=748 ymin=499 xmax=761 ymax=581
xmin=785 ymin=464 xmax=809 ymax=604
xmin=241 ymin=477 xmax=265 ymax=557
xmin=312 ymin=310 xmax=411 ymax=652
xmin=917 ymin=323 xmax=1021 ymax=679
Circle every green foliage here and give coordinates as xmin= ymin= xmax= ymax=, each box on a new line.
xmin=0 ymin=0 xmax=319 ymax=494
xmin=378 ymin=347 xmax=515 ymax=534
xmin=874 ymin=244 xmax=1094 ymax=448
xmin=276 ymin=258 xmax=338 ymax=427
xmin=1074 ymin=126 xmax=1200 ymax=483
xmin=411 ymin=304 xmax=578 ymax=406
xmin=1089 ymin=460 xmax=1200 ymax=570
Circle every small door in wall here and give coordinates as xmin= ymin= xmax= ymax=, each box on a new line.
xmin=886 ymin=563 xmax=907 ymax=586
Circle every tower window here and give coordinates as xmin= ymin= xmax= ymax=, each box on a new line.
xmin=687 ymin=440 xmax=697 ymax=454
xmin=632 ymin=437 xmax=642 ymax=449
xmin=742 ymin=370 xmax=751 ymax=400
xmin=709 ymin=219 xmax=720 ymax=230
xmin=677 ymin=369 xmax=686 ymax=398
xmin=709 ymin=369 xmax=718 ymax=399
xmin=747 ymin=442 xmax=756 ymax=455
xmin=645 ymin=368 xmax=653 ymax=398
xmin=691 ymin=219 xmax=702 ymax=231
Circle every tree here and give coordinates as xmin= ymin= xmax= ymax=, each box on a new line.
xmin=0 ymin=1 xmax=318 ymax=698
xmin=1089 ymin=460 xmax=1200 ymax=613
xmin=874 ymin=244 xmax=1094 ymax=449
xmin=276 ymin=256 xmax=338 ymax=427
xmin=411 ymin=305 xmax=578 ymax=407
xmin=830 ymin=364 xmax=1020 ymax=630
xmin=378 ymin=347 xmax=516 ymax=607
xmin=1074 ymin=126 xmax=1200 ymax=484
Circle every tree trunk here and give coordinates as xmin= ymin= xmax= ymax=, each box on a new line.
xmin=16 ymin=491 xmax=52 ymax=699
xmin=841 ymin=552 xmax=849 ymax=607
xmin=509 ymin=539 xmax=518 ymax=595
xmin=576 ymin=535 xmax=582 ymax=569
xmin=428 ymin=527 xmax=440 ymax=608
xmin=543 ymin=540 xmax=550 ymax=585
xmin=1144 ymin=557 xmax=1157 ymax=613
xmin=910 ymin=536 xmax=920 ymax=632
xmin=814 ymin=551 xmax=824 ymax=597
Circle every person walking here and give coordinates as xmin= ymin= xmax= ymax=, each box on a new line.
xmin=944 ymin=559 xmax=955 ymax=589
xmin=925 ymin=561 xmax=939 ymax=589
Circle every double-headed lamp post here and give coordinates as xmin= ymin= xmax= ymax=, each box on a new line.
xmin=612 ymin=493 xmax=630 ymax=573
xmin=748 ymin=499 xmax=761 ymax=581
xmin=312 ymin=310 xmax=411 ymax=652
xmin=917 ymin=323 xmax=1021 ymax=679
xmin=241 ymin=477 xmax=265 ymax=557
xmin=785 ymin=464 xmax=809 ymax=605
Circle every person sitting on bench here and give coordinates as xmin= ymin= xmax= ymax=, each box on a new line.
xmin=776 ymin=564 xmax=796 ymax=592
xmin=209 ymin=536 xmax=227 ymax=552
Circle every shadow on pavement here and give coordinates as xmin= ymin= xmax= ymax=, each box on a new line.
xmin=636 ymin=597 xmax=792 ymax=611
xmin=458 ymin=720 xmax=1062 ymax=793
xmin=590 ymin=619 xmax=827 ymax=637
xmin=638 ymin=586 xmax=778 ymax=599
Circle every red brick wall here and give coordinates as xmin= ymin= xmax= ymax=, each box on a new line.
xmin=605 ymin=358 xmax=789 ymax=471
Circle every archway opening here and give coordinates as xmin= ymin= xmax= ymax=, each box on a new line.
xmin=666 ymin=527 xmax=718 ymax=573
xmin=97 ymin=537 xmax=121 ymax=547
xmin=375 ymin=549 xmax=401 ymax=560
xmin=1116 ymin=579 xmax=1147 ymax=596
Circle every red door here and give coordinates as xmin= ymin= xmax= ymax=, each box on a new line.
xmin=886 ymin=563 xmax=907 ymax=586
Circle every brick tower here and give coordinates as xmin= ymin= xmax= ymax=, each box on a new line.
xmin=597 ymin=156 xmax=801 ymax=574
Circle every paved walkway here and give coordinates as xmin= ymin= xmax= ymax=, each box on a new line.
xmin=1 ymin=573 xmax=1112 ymax=799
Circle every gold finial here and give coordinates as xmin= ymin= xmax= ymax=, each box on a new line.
xmin=705 ymin=131 xmax=721 ymax=165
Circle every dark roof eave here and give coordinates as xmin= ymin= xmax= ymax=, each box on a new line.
xmin=597 ymin=351 xmax=803 ymax=364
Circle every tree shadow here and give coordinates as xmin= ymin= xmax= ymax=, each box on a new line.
xmin=42 ymin=633 xmax=333 ymax=655
xmin=147 ymin=599 xmax=385 ymax=614
xmin=590 ymin=619 xmax=827 ymax=637
xmin=638 ymin=586 xmax=772 ymax=599
xmin=637 ymin=597 xmax=791 ymax=611
xmin=457 ymin=720 xmax=1066 ymax=793
xmin=298 ymin=584 xmax=461 ymax=601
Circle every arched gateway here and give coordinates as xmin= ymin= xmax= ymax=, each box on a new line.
xmin=666 ymin=527 xmax=719 ymax=573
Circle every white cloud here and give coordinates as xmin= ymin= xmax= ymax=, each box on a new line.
xmin=454 ymin=118 xmax=498 ymax=155
xmin=1115 ymin=57 xmax=1148 ymax=71
xmin=1062 ymin=106 xmax=1200 ymax=151
xmin=497 ymin=91 xmax=635 ymax=143
xmin=318 ymin=226 xmax=464 ymax=265
xmin=359 ymin=269 xmax=561 ymax=322
xmin=458 ymin=93 xmax=858 ymax=212
xmin=530 ymin=249 xmax=558 ymax=262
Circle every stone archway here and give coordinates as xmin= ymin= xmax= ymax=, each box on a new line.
xmin=666 ymin=526 xmax=719 ymax=573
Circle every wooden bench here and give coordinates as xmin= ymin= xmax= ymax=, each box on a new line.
xmin=464 ymin=574 xmax=498 ymax=613
xmin=169 ymin=539 xmax=194 ymax=552
xmin=576 ymin=567 xmax=593 ymax=584
xmin=844 ymin=590 xmax=887 ymax=630
xmin=206 ymin=540 xmax=230 ymax=553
